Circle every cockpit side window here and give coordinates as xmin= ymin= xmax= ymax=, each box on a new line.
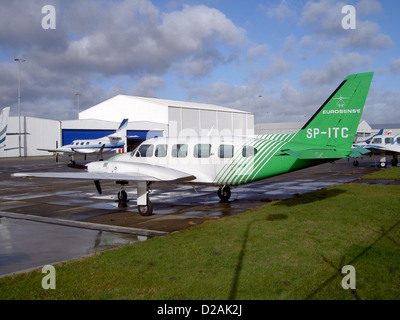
xmin=136 ymin=144 xmax=154 ymax=157
xmin=372 ymin=138 xmax=382 ymax=144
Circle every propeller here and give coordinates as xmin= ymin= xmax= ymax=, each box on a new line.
xmin=94 ymin=180 xmax=102 ymax=194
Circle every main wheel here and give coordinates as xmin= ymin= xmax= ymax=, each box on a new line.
xmin=138 ymin=198 xmax=153 ymax=216
xmin=118 ymin=190 xmax=128 ymax=201
xmin=380 ymin=162 xmax=386 ymax=168
xmin=218 ymin=186 xmax=231 ymax=202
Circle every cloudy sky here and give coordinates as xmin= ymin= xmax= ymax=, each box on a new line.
xmin=1 ymin=0 xmax=399 ymax=124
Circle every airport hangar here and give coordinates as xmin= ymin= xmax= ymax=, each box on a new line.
xmin=0 ymin=95 xmax=254 ymax=158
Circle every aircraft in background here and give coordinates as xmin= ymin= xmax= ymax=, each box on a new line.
xmin=0 ymin=106 xmax=30 ymax=152
xmin=38 ymin=118 xmax=128 ymax=164
xmin=14 ymin=72 xmax=374 ymax=216
xmin=354 ymin=129 xmax=400 ymax=168
xmin=0 ymin=107 xmax=9 ymax=150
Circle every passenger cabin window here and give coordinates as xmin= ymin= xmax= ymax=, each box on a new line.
xmin=372 ymin=138 xmax=382 ymax=144
xmin=242 ymin=145 xmax=258 ymax=157
xmin=155 ymin=144 xmax=168 ymax=157
xmin=194 ymin=144 xmax=211 ymax=158
xmin=218 ymin=144 xmax=234 ymax=158
xmin=172 ymin=144 xmax=188 ymax=158
xmin=397 ymin=138 xmax=400 ymax=144
xmin=136 ymin=144 xmax=154 ymax=157
xmin=385 ymin=138 xmax=394 ymax=144
xmin=80 ymin=142 xmax=84 ymax=145
xmin=86 ymin=142 xmax=90 ymax=145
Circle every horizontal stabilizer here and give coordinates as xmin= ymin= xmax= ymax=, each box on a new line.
xmin=349 ymin=146 xmax=371 ymax=158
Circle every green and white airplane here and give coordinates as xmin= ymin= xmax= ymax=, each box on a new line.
xmin=14 ymin=72 xmax=374 ymax=216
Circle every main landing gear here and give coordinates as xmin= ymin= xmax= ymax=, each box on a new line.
xmin=115 ymin=181 xmax=153 ymax=216
xmin=218 ymin=186 xmax=231 ymax=202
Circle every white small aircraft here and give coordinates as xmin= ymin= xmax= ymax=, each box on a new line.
xmin=1 ymin=106 xmax=30 ymax=152
xmin=0 ymin=107 xmax=9 ymax=150
xmin=14 ymin=72 xmax=374 ymax=216
xmin=354 ymin=129 xmax=400 ymax=167
xmin=38 ymin=118 xmax=128 ymax=164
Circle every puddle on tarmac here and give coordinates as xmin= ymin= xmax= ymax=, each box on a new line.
xmin=0 ymin=217 xmax=140 ymax=277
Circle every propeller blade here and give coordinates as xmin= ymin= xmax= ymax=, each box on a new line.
xmin=94 ymin=180 xmax=102 ymax=194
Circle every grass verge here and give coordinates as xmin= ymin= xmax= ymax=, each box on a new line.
xmin=1 ymin=183 xmax=399 ymax=300
xmin=362 ymin=166 xmax=400 ymax=180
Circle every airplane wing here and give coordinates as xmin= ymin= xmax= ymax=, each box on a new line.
xmin=12 ymin=166 xmax=196 ymax=183
xmin=71 ymin=148 xmax=102 ymax=154
xmin=359 ymin=145 xmax=400 ymax=154
xmin=37 ymin=148 xmax=75 ymax=154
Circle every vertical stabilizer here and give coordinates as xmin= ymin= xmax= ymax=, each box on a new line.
xmin=291 ymin=72 xmax=374 ymax=150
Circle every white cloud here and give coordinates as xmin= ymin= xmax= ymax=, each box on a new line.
xmin=246 ymin=44 xmax=269 ymax=61
xmin=390 ymin=57 xmax=400 ymax=74
xmin=0 ymin=0 xmax=247 ymax=119
xmin=300 ymin=52 xmax=372 ymax=86
xmin=131 ymin=75 xmax=165 ymax=97
xmin=300 ymin=0 xmax=393 ymax=50
xmin=267 ymin=0 xmax=296 ymax=22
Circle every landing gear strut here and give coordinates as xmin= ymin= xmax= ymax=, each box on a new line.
xmin=116 ymin=181 xmax=129 ymax=207
xmin=137 ymin=181 xmax=153 ymax=216
xmin=218 ymin=186 xmax=231 ymax=202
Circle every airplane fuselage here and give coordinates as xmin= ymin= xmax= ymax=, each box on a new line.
xmin=62 ymin=138 xmax=124 ymax=154
xmin=91 ymin=134 xmax=329 ymax=186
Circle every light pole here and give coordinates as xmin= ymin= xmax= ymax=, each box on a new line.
xmin=14 ymin=57 xmax=26 ymax=157
xmin=75 ymin=93 xmax=80 ymax=118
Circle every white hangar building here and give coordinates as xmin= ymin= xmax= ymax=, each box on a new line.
xmin=1 ymin=95 xmax=254 ymax=158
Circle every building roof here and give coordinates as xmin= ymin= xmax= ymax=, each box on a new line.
xmin=79 ymin=95 xmax=252 ymax=124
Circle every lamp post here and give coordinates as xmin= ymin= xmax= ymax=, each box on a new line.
xmin=14 ymin=57 xmax=26 ymax=157
xmin=75 ymin=93 xmax=80 ymax=118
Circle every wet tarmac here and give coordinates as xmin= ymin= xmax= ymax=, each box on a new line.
xmin=0 ymin=154 xmax=383 ymax=277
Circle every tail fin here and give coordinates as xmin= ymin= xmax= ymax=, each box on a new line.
xmin=107 ymin=118 xmax=128 ymax=139
xmin=292 ymin=72 xmax=374 ymax=151
xmin=364 ymin=128 xmax=383 ymax=144
xmin=0 ymin=107 xmax=10 ymax=149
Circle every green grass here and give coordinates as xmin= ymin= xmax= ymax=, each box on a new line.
xmin=362 ymin=166 xmax=400 ymax=180
xmin=1 ymin=183 xmax=400 ymax=300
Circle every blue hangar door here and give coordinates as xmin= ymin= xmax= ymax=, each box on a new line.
xmin=62 ymin=129 xmax=114 ymax=146
xmin=62 ymin=129 xmax=164 ymax=152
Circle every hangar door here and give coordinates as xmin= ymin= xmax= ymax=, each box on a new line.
xmin=127 ymin=130 xmax=164 ymax=152
xmin=62 ymin=129 xmax=114 ymax=146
